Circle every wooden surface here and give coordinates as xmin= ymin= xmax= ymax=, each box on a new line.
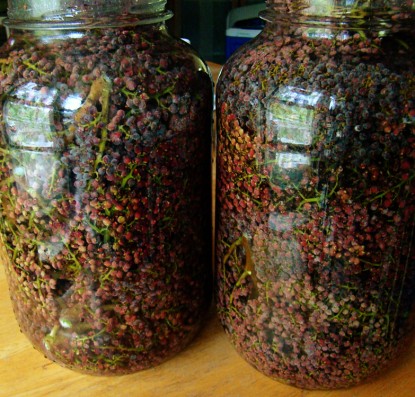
xmin=2 ymin=265 xmax=415 ymax=397
xmin=1 ymin=62 xmax=415 ymax=397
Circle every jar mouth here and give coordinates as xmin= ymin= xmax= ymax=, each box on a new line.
xmin=4 ymin=0 xmax=172 ymax=29
xmin=259 ymin=7 xmax=414 ymax=29
xmin=264 ymin=0 xmax=415 ymax=15
xmin=3 ymin=11 xmax=173 ymax=30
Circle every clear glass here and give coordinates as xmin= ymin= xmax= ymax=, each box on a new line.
xmin=7 ymin=0 xmax=168 ymax=20
xmin=215 ymin=0 xmax=415 ymax=390
xmin=0 ymin=1 xmax=213 ymax=375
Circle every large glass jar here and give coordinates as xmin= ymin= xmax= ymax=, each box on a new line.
xmin=0 ymin=0 xmax=213 ymax=375
xmin=215 ymin=0 xmax=415 ymax=390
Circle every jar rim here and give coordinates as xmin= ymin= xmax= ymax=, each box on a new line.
xmin=263 ymin=0 xmax=415 ymax=20
xmin=5 ymin=0 xmax=171 ymax=28
xmin=265 ymin=0 xmax=415 ymax=13
xmin=259 ymin=7 xmax=415 ymax=28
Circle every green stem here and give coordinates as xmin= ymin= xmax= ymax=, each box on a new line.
xmin=22 ymin=60 xmax=47 ymax=76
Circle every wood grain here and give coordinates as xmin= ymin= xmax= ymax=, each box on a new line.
xmin=1 ymin=264 xmax=415 ymax=397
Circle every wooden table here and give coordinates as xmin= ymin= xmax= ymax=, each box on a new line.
xmin=1 ymin=62 xmax=415 ymax=397
xmin=1 ymin=265 xmax=415 ymax=397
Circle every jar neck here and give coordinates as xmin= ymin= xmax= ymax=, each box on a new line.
xmin=262 ymin=0 xmax=415 ymax=30
xmin=4 ymin=0 xmax=172 ymax=30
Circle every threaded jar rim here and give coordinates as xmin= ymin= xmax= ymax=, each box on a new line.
xmin=263 ymin=0 xmax=415 ymax=19
xmin=260 ymin=0 xmax=415 ymax=29
xmin=4 ymin=0 xmax=172 ymax=29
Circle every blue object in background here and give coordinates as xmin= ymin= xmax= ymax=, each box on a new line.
xmin=225 ymin=3 xmax=265 ymax=59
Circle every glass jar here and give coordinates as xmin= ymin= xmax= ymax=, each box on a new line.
xmin=215 ymin=0 xmax=415 ymax=390
xmin=0 ymin=0 xmax=213 ymax=375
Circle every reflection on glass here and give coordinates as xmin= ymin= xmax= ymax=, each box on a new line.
xmin=252 ymin=212 xmax=305 ymax=283
xmin=268 ymin=211 xmax=303 ymax=232
xmin=3 ymin=82 xmax=71 ymax=201
xmin=61 ymin=94 xmax=83 ymax=111
xmin=4 ymin=82 xmax=59 ymax=148
xmin=266 ymin=86 xmax=335 ymax=146
xmin=5 ymin=102 xmax=55 ymax=148
xmin=10 ymin=149 xmax=61 ymax=195
xmin=12 ymin=82 xmax=57 ymax=105
xmin=264 ymin=149 xmax=311 ymax=186
xmin=263 ymin=86 xmax=336 ymax=186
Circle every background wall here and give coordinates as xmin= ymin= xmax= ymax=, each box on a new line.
xmin=0 ymin=0 xmax=6 ymax=45
xmin=167 ymin=0 xmax=264 ymax=63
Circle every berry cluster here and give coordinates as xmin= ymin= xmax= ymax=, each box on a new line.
xmin=216 ymin=12 xmax=415 ymax=389
xmin=0 ymin=24 xmax=212 ymax=374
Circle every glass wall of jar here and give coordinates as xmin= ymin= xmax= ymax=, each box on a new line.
xmin=0 ymin=0 xmax=213 ymax=375
xmin=215 ymin=0 xmax=415 ymax=390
